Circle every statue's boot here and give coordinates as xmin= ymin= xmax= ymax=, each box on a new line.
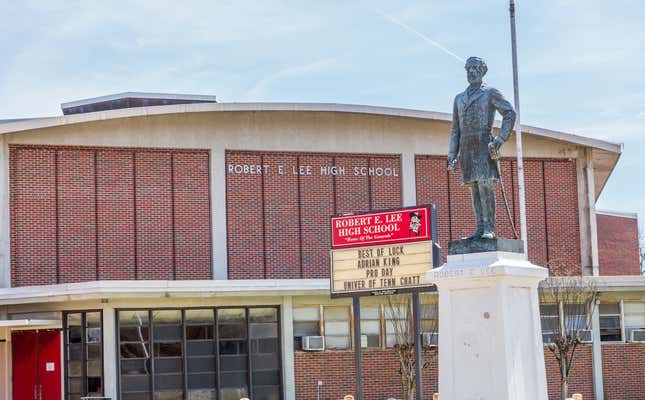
xmin=464 ymin=184 xmax=484 ymax=240
xmin=479 ymin=180 xmax=496 ymax=239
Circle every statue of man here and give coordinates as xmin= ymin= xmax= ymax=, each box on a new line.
xmin=448 ymin=56 xmax=516 ymax=239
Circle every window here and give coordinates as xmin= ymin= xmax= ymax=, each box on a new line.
xmin=64 ymin=311 xmax=103 ymax=400
xmin=360 ymin=306 xmax=381 ymax=348
xmin=385 ymin=304 xmax=410 ymax=348
xmin=563 ymin=303 xmax=590 ymax=332
xmin=293 ymin=307 xmax=320 ymax=350
xmin=624 ymin=301 xmax=645 ymax=340
xmin=540 ymin=304 xmax=558 ymax=345
xmin=324 ymin=306 xmax=351 ymax=349
xmin=117 ymin=307 xmax=280 ymax=400
xmin=599 ymin=303 xmax=622 ymax=342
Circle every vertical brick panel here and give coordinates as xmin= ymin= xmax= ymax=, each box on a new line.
xmin=602 ymin=343 xmax=645 ymax=400
xmin=368 ymin=156 xmax=401 ymax=209
xmin=299 ymin=155 xmax=335 ymax=279
xmin=544 ymin=160 xmax=580 ymax=275
xmin=335 ymin=156 xmax=370 ymax=214
xmin=263 ymin=154 xmax=301 ymax=279
xmin=225 ymin=152 xmax=265 ymax=279
xmin=173 ymin=152 xmax=212 ymax=280
xmin=57 ymin=149 xmax=97 ymax=283
xmin=524 ymin=160 xmax=548 ymax=267
xmin=96 ymin=150 xmax=136 ymax=280
xmin=415 ymin=156 xmax=450 ymax=262
xmin=597 ymin=214 xmax=641 ymax=275
xmin=10 ymin=147 xmax=57 ymax=287
xmin=544 ymin=346 xmax=594 ymax=400
xmin=135 ymin=151 xmax=174 ymax=280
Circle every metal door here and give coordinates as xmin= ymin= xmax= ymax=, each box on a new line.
xmin=12 ymin=330 xmax=62 ymax=400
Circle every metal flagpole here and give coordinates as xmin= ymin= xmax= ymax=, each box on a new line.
xmin=509 ymin=0 xmax=528 ymax=255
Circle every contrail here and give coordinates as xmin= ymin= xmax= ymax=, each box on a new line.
xmin=372 ymin=7 xmax=465 ymax=63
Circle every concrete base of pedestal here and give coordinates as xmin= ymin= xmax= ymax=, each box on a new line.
xmin=427 ymin=250 xmax=549 ymax=400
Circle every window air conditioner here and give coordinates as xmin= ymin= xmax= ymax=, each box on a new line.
xmin=302 ymin=336 xmax=325 ymax=351
xmin=628 ymin=329 xmax=645 ymax=343
xmin=576 ymin=329 xmax=593 ymax=344
xmin=422 ymin=332 xmax=438 ymax=347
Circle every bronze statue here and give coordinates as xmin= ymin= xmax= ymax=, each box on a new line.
xmin=448 ymin=57 xmax=516 ymax=239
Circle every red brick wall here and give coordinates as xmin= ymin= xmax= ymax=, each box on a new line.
xmin=416 ymin=156 xmax=581 ymax=275
xmin=597 ymin=213 xmax=641 ymax=275
xmin=226 ymin=151 xmax=402 ymax=279
xmin=295 ymin=347 xmax=599 ymax=400
xmin=9 ymin=145 xmax=211 ymax=286
xmin=601 ymin=343 xmax=645 ymax=400
xmin=295 ymin=349 xmax=438 ymax=400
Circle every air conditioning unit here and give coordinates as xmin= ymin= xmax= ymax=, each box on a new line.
xmin=422 ymin=332 xmax=438 ymax=347
xmin=302 ymin=336 xmax=325 ymax=351
xmin=628 ymin=329 xmax=645 ymax=343
xmin=576 ymin=329 xmax=593 ymax=344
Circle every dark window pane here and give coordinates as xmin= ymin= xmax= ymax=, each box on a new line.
xmin=220 ymin=388 xmax=248 ymax=400
xmin=87 ymin=343 xmax=101 ymax=360
xmin=250 ymin=323 xmax=278 ymax=339
xmin=187 ymin=325 xmax=213 ymax=340
xmin=293 ymin=321 xmax=318 ymax=336
xmin=220 ymin=355 xmax=247 ymax=371
xmin=68 ymin=327 xmax=83 ymax=344
xmin=252 ymin=353 xmax=279 ymax=370
xmin=154 ymin=391 xmax=182 ymax=400
xmin=122 ymin=393 xmax=151 ymax=400
xmin=253 ymin=370 xmax=281 ymax=386
xmin=249 ymin=308 xmax=278 ymax=323
xmin=68 ymin=343 xmax=82 ymax=362
xmin=253 ymin=386 xmax=280 ymax=400
xmin=187 ymin=341 xmax=214 ymax=356
xmin=87 ymin=327 xmax=102 ymax=343
xmin=121 ymin=326 xmax=150 ymax=342
xmin=218 ymin=324 xmax=246 ymax=339
xmin=219 ymin=340 xmax=247 ymax=355
xmin=154 ymin=342 xmax=182 ymax=357
xmin=87 ymin=376 xmax=102 ymax=394
xmin=68 ymin=361 xmax=82 ymax=377
xmin=220 ymin=371 xmax=248 ymax=387
xmin=186 ymin=309 xmax=214 ymax=324
xmin=188 ymin=389 xmax=216 ymax=400
xmin=154 ymin=373 xmax=183 ymax=390
xmin=600 ymin=316 xmax=620 ymax=329
xmin=366 ymin=334 xmax=380 ymax=348
xmin=68 ymin=377 xmax=82 ymax=393
xmin=121 ymin=359 xmax=150 ymax=375
xmin=255 ymin=338 xmax=279 ymax=354
xmin=155 ymin=357 xmax=183 ymax=373
xmin=188 ymin=373 xmax=216 ymax=389
xmin=217 ymin=309 xmax=245 ymax=323
xmin=121 ymin=343 xmax=150 ymax=358
xmin=187 ymin=356 xmax=215 ymax=373
xmin=122 ymin=374 xmax=151 ymax=392
xmin=154 ymin=325 xmax=182 ymax=341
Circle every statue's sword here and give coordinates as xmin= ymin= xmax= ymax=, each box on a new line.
xmin=488 ymin=142 xmax=520 ymax=239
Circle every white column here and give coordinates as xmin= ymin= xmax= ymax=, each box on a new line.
xmin=0 ymin=137 xmax=10 ymax=288
xmin=401 ymin=152 xmax=417 ymax=207
xmin=428 ymin=251 xmax=549 ymax=400
xmin=211 ymin=147 xmax=228 ymax=280
xmin=585 ymin=149 xmax=599 ymax=276
xmin=591 ymin=302 xmax=604 ymax=400
xmin=102 ymin=306 xmax=117 ymax=399
xmin=281 ymin=296 xmax=295 ymax=400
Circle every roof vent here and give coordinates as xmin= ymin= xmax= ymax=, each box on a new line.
xmin=61 ymin=92 xmax=217 ymax=115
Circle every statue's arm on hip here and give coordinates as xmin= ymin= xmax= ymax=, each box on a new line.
xmin=448 ymin=96 xmax=460 ymax=170
xmin=490 ymin=88 xmax=517 ymax=150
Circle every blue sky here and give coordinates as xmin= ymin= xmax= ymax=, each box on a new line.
xmin=1 ymin=0 xmax=643 ymax=231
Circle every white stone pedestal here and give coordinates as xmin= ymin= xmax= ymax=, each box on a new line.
xmin=427 ymin=251 xmax=549 ymax=400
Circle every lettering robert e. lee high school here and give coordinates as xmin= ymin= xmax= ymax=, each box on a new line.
xmin=227 ymin=163 xmax=399 ymax=177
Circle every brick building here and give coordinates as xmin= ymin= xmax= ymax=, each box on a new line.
xmin=0 ymin=93 xmax=642 ymax=400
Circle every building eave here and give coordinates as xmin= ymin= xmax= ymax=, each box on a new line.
xmin=0 ymin=279 xmax=331 ymax=306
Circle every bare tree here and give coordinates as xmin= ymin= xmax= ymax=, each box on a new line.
xmin=539 ymin=277 xmax=598 ymax=400
xmin=385 ymin=294 xmax=438 ymax=400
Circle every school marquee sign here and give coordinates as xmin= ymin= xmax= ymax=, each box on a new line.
xmin=330 ymin=205 xmax=438 ymax=298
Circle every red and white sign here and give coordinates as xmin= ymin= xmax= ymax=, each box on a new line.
xmin=332 ymin=206 xmax=431 ymax=249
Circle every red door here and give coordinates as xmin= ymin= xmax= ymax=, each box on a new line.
xmin=12 ymin=330 xmax=62 ymax=400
